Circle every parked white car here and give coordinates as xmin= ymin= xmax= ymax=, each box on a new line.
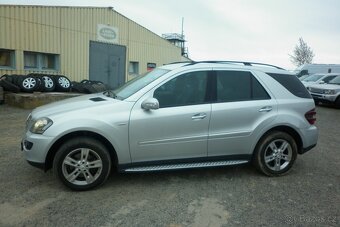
xmin=308 ymin=75 xmax=340 ymax=108
xmin=301 ymin=73 xmax=339 ymax=88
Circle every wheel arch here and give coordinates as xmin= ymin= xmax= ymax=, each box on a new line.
xmin=253 ymin=125 xmax=303 ymax=157
xmin=45 ymin=130 xmax=118 ymax=171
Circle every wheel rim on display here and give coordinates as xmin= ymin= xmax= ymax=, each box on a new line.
xmin=62 ymin=148 xmax=103 ymax=186
xmin=264 ymin=139 xmax=292 ymax=171
xmin=43 ymin=76 xmax=54 ymax=88
xmin=58 ymin=77 xmax=70 ymax=88
xmin=22 ymin=77 xmax=36 ymax=89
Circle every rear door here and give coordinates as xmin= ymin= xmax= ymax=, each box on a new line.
xmin=208 ymin=70 xmax=278 ymax=157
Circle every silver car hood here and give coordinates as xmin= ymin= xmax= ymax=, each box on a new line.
xmin=31 ymin=93 xmax=119 ymax=119
xmin=309 ymin=84 xmax=340 ymax=90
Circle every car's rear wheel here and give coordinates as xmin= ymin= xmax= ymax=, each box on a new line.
xmin=253 ymin=131 xmax=297 ymax=176
xmin=53 ymin=137 xmax=111 ymax=191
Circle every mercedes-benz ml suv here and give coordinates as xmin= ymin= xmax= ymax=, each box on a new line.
xmin=22 ymin=61 xmax=318 ymax=190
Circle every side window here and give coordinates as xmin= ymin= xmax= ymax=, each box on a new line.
xmin=267 ymin=73 xmax=311 ymax=98
xmin=216 ymin=71 xmax=270 ymax=102
xmin=154 ymin=71 xmax=208 ymax=108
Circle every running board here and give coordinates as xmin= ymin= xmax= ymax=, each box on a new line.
xmin=123 ymin=160 xmax=249 ymax=172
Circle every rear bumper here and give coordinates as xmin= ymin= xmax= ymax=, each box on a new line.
xmin=299 ymin=125 xmax=318 ymax=154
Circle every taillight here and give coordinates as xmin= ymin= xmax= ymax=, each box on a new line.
xmin=305 ymin=108 xmax=316 ymax=125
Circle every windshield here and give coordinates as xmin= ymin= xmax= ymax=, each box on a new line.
xmin=303 ymin=74 xmax=323 ymax=82
xmin=299 ymin=75 xmax=309 ymax=81
xmin=329 ymin=76 xmax=340 ymax=85
xmin=112 ymin=68 xmax=169 ymax=99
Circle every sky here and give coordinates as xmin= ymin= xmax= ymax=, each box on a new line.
xmin=1 ymin=0 xmax=340 ymax=69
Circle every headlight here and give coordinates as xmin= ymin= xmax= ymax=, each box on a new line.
xmin=30 ymin=117 xmax=53 ymax=134
xmin=26 ymin=114 xmax=32 ymax=131
xmin=324 ymin=90 xmax=335 ymax=95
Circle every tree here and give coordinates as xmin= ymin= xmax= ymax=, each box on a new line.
xmin=290 ymin=37 xmax=315 ymax=67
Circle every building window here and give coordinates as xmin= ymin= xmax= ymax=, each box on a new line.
xmin=24 ymin=51 xmax=59 ymax=71
xmin=0 ymin=49 xmax=15 ymax=69
xmin=129 ymin=61 xmax=139 ymax=76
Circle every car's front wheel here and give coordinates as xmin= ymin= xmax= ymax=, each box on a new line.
xmin=53 ymin=137 xmax=111 ymax=191
xmin=253 ymin=131 xmax=297 ymax=176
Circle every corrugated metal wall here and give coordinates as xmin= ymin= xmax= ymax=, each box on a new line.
xmin=0 ymin=5 xmax=182 ymax=81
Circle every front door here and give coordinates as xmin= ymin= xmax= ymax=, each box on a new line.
xmin=129 ymin=70 xmax=211 ymax=163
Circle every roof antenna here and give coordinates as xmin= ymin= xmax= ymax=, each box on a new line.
xmin=181 ymin=17 xmax=184 ymax=38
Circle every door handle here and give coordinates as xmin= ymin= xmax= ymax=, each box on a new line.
xmin=259 ymin=106 xmax=273 ymax=112
xmin=192 ymin=113 xmax=207 ymax=120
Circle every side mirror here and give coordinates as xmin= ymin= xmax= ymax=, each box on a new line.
xmin=141 ymin=98 xmax=159 ymax=110
xmin=319 ymin=80 xmax=325 ymax=84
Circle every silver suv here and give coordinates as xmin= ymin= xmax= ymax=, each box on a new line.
xmin=22 ymin=61 xmax=318 ymax=190
xmin=307 ymin=75 xmax=340 ymax=108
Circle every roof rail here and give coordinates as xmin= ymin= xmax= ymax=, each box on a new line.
xmin=165 ymin=61 xmax=192 ymax=65
xmin=185 ymin=61 xmax=285 ymax=70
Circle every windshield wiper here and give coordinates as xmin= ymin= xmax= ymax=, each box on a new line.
xmin=103 ymin=90 xmax=117 ymax=99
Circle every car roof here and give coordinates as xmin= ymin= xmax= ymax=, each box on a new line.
xmin=312 ymin=73 xmax=340 ymax=76
xmin=159 ymin=61 xmax=292 ymax=75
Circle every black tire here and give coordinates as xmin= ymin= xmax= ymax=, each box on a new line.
xmin=41 ymin=75 xmax=56 ymax=92
xmin=92 ymin=83 xmax=107 ymax=92
xmin=34 ymin=77 xmax=44 ymax=92
xmin=71 ymin=81 xmax=86 ymax=93
xmin=11 ymin=75 xmax=22 ymax=86
xmin=55 ymin=75 xmax=71 ymax=92
xmin=0 ymin=74 xmax=13 ymax=83
xmin=53 ymin=137 xmax=112 ymax=191
xmin=0 ymin=79 xmax=20 ymax=93
xmin=81 ymin=79 xmax=91 ymax=84
xmin=83 ymin=83 xmax=97 ymax=94
xmin=18 ymin=76 xmax=38 ymax=93
xmin=253 ymin=131 xmax=297 ymax=176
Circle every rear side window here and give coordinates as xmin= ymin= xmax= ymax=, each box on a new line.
xmin=216 ymin=71 xmax=270 ymax=102
xmin=267 ymin=73 xmax=311 ymax=98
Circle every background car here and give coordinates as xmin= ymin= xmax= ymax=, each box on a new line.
xmin=307 ymin=75 xmax=340 ymax=108
xmin=301 ymin=73 xmax=339 ymax=88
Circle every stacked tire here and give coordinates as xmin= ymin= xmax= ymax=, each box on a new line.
xmin=0 ymin=75 xmax=21 ymax=93
xmin=0 ymin=74 xmax=72 ymax=93
xmin=71 ymin=80 xmax=112 ymax=94
xmin=1 ymin=74 xmax=110 ymax=94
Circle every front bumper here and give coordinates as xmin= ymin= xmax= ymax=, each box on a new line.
xmin=310 ymin=93 xmax=337 ymax=103
xmin=21 ymin=131 xmax=54 ymax=170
